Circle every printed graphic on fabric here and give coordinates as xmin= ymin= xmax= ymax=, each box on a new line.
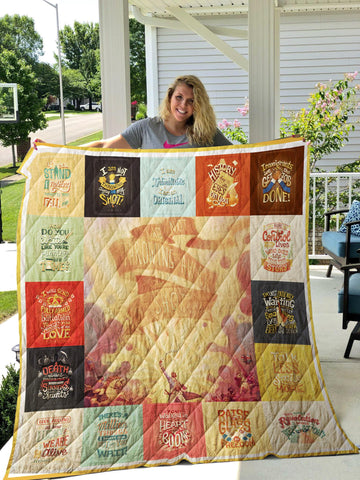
xmin=218 ymin=407 xmax=254 ymax=448
xmin=261 ymin=221 xmax=293 ymax=273
xmin=84 ymin=155 xmax=140 ymax=217
xmin=261 ymin=400 xmax=340 ymax=455
xmin=25 ymin=152 xmax=85 ymax=217
xmin=250 ymin=146 xmax=304 ymax=215
xmin=83 ymin=216 xmax=253 ymax=406
xmin=24 ymin=215 xmax=84 ymax=283
xmin=25 ymin=346 xmax=84 ymax=412
xmin=9 ymin=410 xmax=81 ymax=474
xmin=255 ymin=344 xmax=323 ymax=402
xmin=201 ymin=402 xmax=269 ymax=458
xmin=143 ymin=403 xmax=206 ymax=461
xmin=140 ymin=155 xmax=196 ymax=217
xmin=196 ymin=152 xmax=250 ymax=216
xmin=204 ymin=317 xmax=260 ymax=403
xmin=251 ymin=280 xmax=310 ymax=345
xmin=81 ymin=406 xmax=143 ymax=467
xmin=26 ymin=281 xmax=84 ymax=348
xmin=279 ymin=411 xmax=326 ymax=445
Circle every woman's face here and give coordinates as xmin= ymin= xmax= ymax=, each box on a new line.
xmin=169 ymin=83 xmax=194 ymax=125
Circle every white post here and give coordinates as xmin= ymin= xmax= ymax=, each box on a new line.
xmin=145 ymin=24 xmax=159 ymax=118
xmin=98 ymin=0 xmax=131 ymax=138
xmin=248 ymin=0 xmax=280 ymax=143
xmin=42 ymin=0 xmax=66 ymax=144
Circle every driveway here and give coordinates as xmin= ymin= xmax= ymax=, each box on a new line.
xmin=0 ymin=113 xmax=103 ymax=167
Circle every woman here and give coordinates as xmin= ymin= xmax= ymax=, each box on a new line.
xmin=82 ymin=74 xmax=232 ymax=150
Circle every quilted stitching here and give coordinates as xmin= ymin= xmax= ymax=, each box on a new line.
xmin=7 ymin=140 xmax=359 ymax=480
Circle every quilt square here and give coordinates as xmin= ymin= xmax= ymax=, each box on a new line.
xmin=143 ymin=403 xmax=206 ymax=461
xmin=25 ymin=346 xmax=84 ymax=412
xmin=84 ymin=155 xmax=140 ymax=217
xmin=251 ymin=280 xmax=310 ymax=345
xmin=81 ymin=406 xmax=143 ymax=467
xmin=9 ymin=410 xmax=83 ymax=475
xmin=250 ymin=145 xmax=305 ymax=216
xmin=25 ymin=281 xmax=84 ymax=349
xmin=24 ymin=151 xmax=85 ymax=217
xmin=203 ymin=402 xmax=270 ymax=458
xmin=140 ymin=154 xmax=196 ymax=216
xmin=195 ymin=152 xmax=250 ymax=216
xmin=24 ymin=215 xmax=84 ymax=283
xmin=250 ymin=215 xmax=305 ymax=282
xmin=262 ymin=401 xmax=351 ymax=455
xmin=255 ymin=344 xmax=323 ymax=402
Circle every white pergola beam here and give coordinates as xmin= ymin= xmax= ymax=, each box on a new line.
xmin=165 ymin=5 xmax=249 ymax=71
xmin=99 ymin=0 xmax=131 ymax=137
xmin=131 ymin=6 xmax=248 ymax=39
xmin=248 ymin=0 xmax=280 ymax=143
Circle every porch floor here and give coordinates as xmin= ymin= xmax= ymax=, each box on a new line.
xmin=0 ymin=242 xmax=359 ymax=479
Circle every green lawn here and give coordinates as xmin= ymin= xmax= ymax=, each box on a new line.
xmin=0 ymin=165 xmax=21 ymax=181
xmin=68 ymin=131 xmax=102 ymax=146
xmin=0 ymin=291 xmax=18 ymax=324
xmin=1 ymin=179 xmax=25 ymax=242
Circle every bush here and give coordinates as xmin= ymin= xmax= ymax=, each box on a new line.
xmin=219 ymin=73 xmax=360 ymax=171
xmin=0 ymin=364 xmax=20 ymax=449
xmin=135 ymin=103 xmax=147 ymax=120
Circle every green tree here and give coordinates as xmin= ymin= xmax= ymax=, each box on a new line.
xmin=59 ymin=19 xmax=146 ymax=107
xmin=59 ymin=22 xmax=100 ymax=108
xmin=129 ymin=18 xmax=146 ymax=104
xmin=62 ymin=68 xmax=87 ymax=109
xmin=0 ymin=50 xmax=47 ymax=161
xmin=0 ymin=14 xmax=43 ymax=65
xmin=33 ymin=62 xmax=60 ymax=106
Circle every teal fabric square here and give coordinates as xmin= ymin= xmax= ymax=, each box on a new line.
xmin=339 ymin=200 xmax=360 ymax=236
xmin=140 ymin=155 xmax=196 ymax=217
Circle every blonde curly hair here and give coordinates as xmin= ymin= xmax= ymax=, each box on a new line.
xmin=159 ymin=74 xmax=217 ymax=146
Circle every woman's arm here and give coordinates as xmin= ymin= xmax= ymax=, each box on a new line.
xmin=82 ymin=134 xmax=133 ymax=149
xmin=34 ymin=134 xmax=133 ymax=149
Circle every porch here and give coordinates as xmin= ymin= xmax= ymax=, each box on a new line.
xmin=309 ymin=171 xmax=360 ymax=260
xmin=0 ymin=244 xmax=359 ymax=479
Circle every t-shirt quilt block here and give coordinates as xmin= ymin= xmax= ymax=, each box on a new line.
xmin=4 ymin=138 xmax=358 ymax=480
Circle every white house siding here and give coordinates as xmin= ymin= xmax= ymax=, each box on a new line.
xmin=280 ymin=11 xmax=360 ymax=170
xmin=152 ymin=11 xmax=360 ymax=171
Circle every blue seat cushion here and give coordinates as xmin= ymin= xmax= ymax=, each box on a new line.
xmin=322 ymin=231 xmax=360 ymax=259
xmin=338 ymin=273 xmax=360 ymax=313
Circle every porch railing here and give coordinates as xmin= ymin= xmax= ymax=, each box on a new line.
xmin=308 ymin=172 xmax=360 ymax=259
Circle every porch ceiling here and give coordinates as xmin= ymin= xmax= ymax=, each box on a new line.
xmin=129 ymin=0 xmax=360 ymax=17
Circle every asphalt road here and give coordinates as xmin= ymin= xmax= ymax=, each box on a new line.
xmin=0 ymin=113 xmax=103 ymax=167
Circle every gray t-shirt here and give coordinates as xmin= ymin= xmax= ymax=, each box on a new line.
xmin=122 ymin=116 xmax=232 ymax=149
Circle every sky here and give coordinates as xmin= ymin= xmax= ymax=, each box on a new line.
xmin=0 ymin=0 xmax=99 ymax=64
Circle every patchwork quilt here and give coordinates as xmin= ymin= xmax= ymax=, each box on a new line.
xmin=4 ymin=138 xmax=358 ymax=479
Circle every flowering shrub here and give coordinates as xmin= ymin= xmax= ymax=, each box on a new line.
xmin=280 ymin=72 xmax=360 ymax=171
xmin=219 ymin=73 xmax=360 ymax=171
xmin=218 ymin=100 xmax=249 ymax=144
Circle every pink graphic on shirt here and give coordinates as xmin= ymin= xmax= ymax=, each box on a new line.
xmin=163 ymin=141 xmax=189 ymax=149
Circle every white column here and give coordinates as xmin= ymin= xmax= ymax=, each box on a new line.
xmin=248 ymin=0 xmax=280 ymax=143
xmin=145 ymin=24 xmax=159 ymax=118
xmin=98 ymin=0 xmax=131 ymax=138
